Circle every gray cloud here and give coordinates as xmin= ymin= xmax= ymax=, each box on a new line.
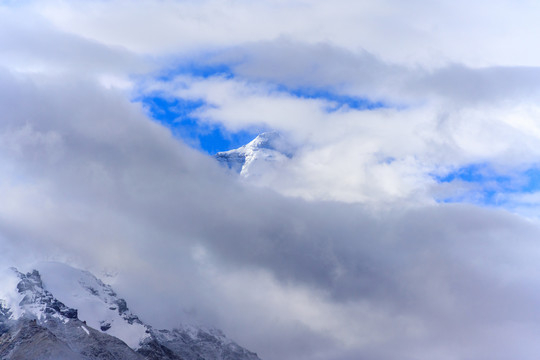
xmin=413 ymin=64 xmax=540 ymax=104
xmin=207 ymin=39 xmax=540 ymax=105
xmin=0 ymin=9 xmax=151 ymax=80
xmin=2 ymin=69 xmax=540 ymax=360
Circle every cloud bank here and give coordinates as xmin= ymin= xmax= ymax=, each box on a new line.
xmin=2 ymin=1 xmax=540 ymax=360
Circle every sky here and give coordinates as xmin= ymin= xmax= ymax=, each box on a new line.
xmin=2 ymin=1 xmax=540 ymax=359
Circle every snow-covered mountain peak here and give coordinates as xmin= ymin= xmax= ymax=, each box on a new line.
xmin=215 ymin=131 xmax=294 ymax=178
xmin=244 ymin=131 xmax=292 ymax=155
xmin=0 ymin=262 xmax=261 ymax=360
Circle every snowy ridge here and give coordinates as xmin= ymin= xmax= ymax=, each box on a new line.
xmin=215 ymin=131 xmax=294 ymax=178
xmin=11 ymin=268 xmax=78 ymax=323
xmin=0 ymin=262 xmax=261 ymax=360
xmin=37 ymin=262 xmax=150 ymax=349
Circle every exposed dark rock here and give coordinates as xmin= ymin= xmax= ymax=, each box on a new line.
xmin=0 ymin=318 xmax=84 ymax=360
xmin=100 ymin=321 xmax=111 ymax=331
xmin=116 ymin=298 xmax=128 ymax=314
xmin=0 ymin=266 xmax=262 ymax=360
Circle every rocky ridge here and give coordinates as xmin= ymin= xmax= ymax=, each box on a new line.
xmin=0 ymin=263 xmax=261 ymax=360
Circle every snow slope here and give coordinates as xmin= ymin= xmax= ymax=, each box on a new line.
xmin=37 ymin=262 xmax=149 ymax=349
xmin=0 ymin=262 xmax=261 ymax=360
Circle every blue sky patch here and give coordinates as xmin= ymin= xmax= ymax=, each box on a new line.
xmin=140 ymin=95 xmax=259 ymax=154
xmin=279 ymin=86 xmax=387 ymax=111
xmin=522 ymin=168 xmax=540 ymax=193
xmin=436 ymin=164 xmax=512 ymax=185
xmin=434 ymin=163 xmax=540 ymax=206
xmin=155 ymin=62 xmax=234 ymax=82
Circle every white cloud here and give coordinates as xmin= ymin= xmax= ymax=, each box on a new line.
xmin=25 ymin=0 xmax=540 ymax=67
xmin=140 ymin=72 xmax=540 ymax=204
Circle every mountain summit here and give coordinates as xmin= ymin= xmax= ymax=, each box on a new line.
xmin=0 ymin=263 xmax=261 ymax=360
xmin=215 ymin=132 xmax=294 ymax=178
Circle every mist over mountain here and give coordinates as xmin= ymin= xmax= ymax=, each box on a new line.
xmin=0 ymin=262 xmax=260 ymax=360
